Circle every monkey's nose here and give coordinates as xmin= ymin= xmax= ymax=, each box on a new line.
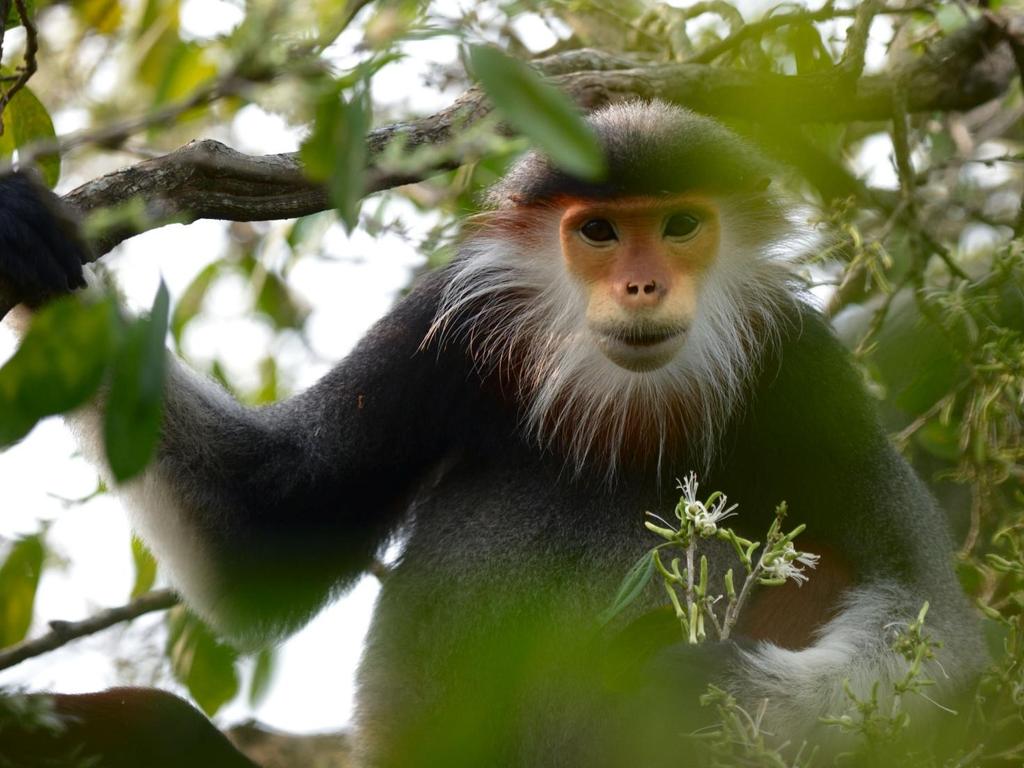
xmin=616 ymin=279 xmax=666 ymax=307
xmin=627 ymin=280 xmax=657 ymax=296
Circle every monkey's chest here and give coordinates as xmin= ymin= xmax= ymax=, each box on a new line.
xmin=367 ymin=454 xmax=743 ymax=660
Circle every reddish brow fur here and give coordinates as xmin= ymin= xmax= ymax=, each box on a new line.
xmin=464 ymin=202 xmax=563 ymax=241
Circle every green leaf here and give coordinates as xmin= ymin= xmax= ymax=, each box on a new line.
xmin=935 ymin=5 xmax=975 ymax=35
xmin=166 ymin=607 xmax=240 ymax=716
xmin=300 ymin=85 xmax=368 ymax=232
xmin=869 ymin=292 xmax=964 ymax=415
xmin=468 ymin=45 xmax=605 ymax=181
xmin=914 ymin=419 xmax=961 ymax=462
xmin=785 ymin=22 xmax=832 ymax=74
xmin=153 ymin=40 xmax=217 ymax=107
xmin=0 ymin=297 xmax=117 ymax=447
xmin=599 ymin=550 xmax=655 ymax=626
xmin=248 ymin=648 xmax=276 ymax=707
xmin=170 ymin=262 xmax=220 ymax=348
xmin=0 ymin=70 xmax=60 ymax=187
xmin=103 ymin=281 xmax=170 ymax=482
xmin=286 ymin=211 xmax=334 ymax=254
xmin=73 ymin=0 xmax=124 ymax=34
xmin=0 ymin=534 xmax=45 ymax=647
xmin=138 ymin=0 xmax=179 ymax=35
xmin=250 ymin=356 xmax=278 ymax=406
xmin=255 ymin=272 xmax=309 ymax=331
xmin=130 ymin=537 xmax=157 ymax=599
xmin=4 ymin=0 xmax=35 ymax=30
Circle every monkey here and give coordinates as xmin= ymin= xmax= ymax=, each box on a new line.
xmin=0 ymin=101 xmax=985 ymax=767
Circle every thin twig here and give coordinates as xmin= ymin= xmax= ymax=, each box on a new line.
xmin=918 ymin=227 xmax=971 ymax=281
xmin=960 ymin=482 xmax=984 ymax=558
xmin=890 ymin=75 xmax=915 ymax=203
xmin=721 ymin=559 xmax=762 ymax=641
xmin=0 ymin=0 xmax=10 ymax=70
xmin=0 ymin=589 xmax=180 ymax=671
xmin=853 ymin=274 xmax=911 ymax=359
xmin=5 ymin=69 xmax=254 ymax=174
xmin=985 ymin=11 xmax=1024 ymax=235
xmin=690 ymin=2 xmax=932 ymax=65
xmin=840 ymin=0 xmax=879 ymax=79
xmin=890 ymin=79 xmax=973 ymax=282
xmin=893 ymin=393 xmax=957 ymax=449
xmin=0 ymin=0 xmax=37 ymax=125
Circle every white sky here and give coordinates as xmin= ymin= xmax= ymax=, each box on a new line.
xmin=0 ymin=0 xmax=906 ymax=734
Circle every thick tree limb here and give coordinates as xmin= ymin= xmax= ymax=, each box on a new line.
xmin=0 ymin=589 xmax=179 ymax=671
xmin=227 ymin=722 xmax=352 ymax=768
xmin=73 ymin=16 xmax=1020 ymax=243
xmin=0 ymin=14 xmax=1018 ymax=320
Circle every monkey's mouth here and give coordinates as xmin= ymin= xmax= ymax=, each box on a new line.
xmin=607 ymin=327 xmax=685 ymax=347
xmin=592 ymin=324 xmax=688 ymax=372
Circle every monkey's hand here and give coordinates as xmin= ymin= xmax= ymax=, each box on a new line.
xmin=602 ymin=607 xmax=752 ymax=726
xmin=0 ymin=173 xmax=89 ymax=306
xmin=643 ymin=637 xmax=752 ymax=706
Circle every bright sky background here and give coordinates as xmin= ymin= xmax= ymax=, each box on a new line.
xmin=0 ymin=0 xmax=902 ymax=734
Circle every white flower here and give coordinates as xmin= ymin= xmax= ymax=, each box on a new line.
xmin=762 ymin=543 xmax=819 ymax=585
xmin=677 ymin=472 xmax=700 ymax=505
xmin=762 ymin=559 xmax=808 ymax=584
xmin=675 ymin=473 xmax=737 ymax=537
xmin=793 ymin=549 xmax=820 ymax=569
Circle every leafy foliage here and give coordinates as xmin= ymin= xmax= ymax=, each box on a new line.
xmin=0 ymin=284 xmax=170 ymax=482
xmin=468 ymin=44 xmax=605 ymax=180
xmin=0 ymin=71 xmax=58 ymax=187
xmin=0 ymin=534 xmax=44 ymax=648
xmin=103 ymin=281 xmax=169 ymax=482
xmin=0 ymin=297 xmax=116 ymax=446
xmin=166 ymin=606 xmax=239 ymax=717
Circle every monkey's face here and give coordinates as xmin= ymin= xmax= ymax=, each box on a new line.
xmin=559 ymin=195 xmax=721 ymax=372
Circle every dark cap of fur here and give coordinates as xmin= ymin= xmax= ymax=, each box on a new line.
xmin=486 ymin=100 xmax=776 ymax=208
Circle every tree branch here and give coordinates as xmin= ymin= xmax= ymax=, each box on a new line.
xmin=0 ymin=14 xmax=1017 ymax=320
xmin=0 ymin=589 xmax=179 ymax=671
xmin=689 ymin=1 xmax=933 ymax=65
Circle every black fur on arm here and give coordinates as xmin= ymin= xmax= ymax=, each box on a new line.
xmin=718 ymin=304 xmax=986 ymax=733
xmin=86 ymin=268 xmax=475 ymax=642
xmin=0 ymin=173 xmax=88 ymax=304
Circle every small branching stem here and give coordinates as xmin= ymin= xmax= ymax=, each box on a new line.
xmin=0 ymin=0 xmax=37 ymax=130
xmin=0 ymin=589 xmax=179 ymax=671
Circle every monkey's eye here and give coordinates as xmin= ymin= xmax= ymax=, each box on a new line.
xmin=663 ymin=213 xmax=701 ymax=240
xmin=579 ymin=218 xmax=617 ymax=244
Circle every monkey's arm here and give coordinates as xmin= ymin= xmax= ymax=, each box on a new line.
xmin=67 ymin=270 xmax=466 ymax=643
xmin=1 ymin=175 xmax=466 ymax=642
xmin=724 ymin=307 xmax=986 ymax=736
